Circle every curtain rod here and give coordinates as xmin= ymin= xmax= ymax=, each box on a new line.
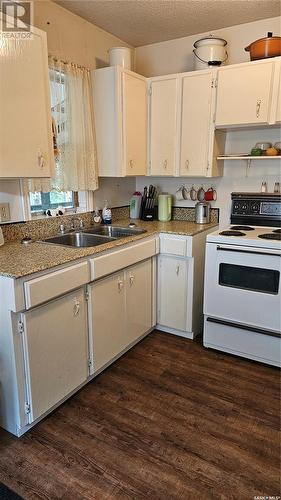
xmin=48 ymin=55 xmax=90 ymax=72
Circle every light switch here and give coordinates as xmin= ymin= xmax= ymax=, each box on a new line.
xmin=0 ymin=203 xmax=11 ymax=222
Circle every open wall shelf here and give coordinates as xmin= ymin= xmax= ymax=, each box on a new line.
xmin=217 ymin=156 xmax=281 ymax=160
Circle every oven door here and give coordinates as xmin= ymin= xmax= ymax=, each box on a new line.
xmin=204 ymin=242 xmax=281 ymax=332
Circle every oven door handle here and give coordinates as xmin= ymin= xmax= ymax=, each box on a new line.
xmin=206 ymin=317 xmax=281 ymax=338
xmin=216 ymin=245 xmax=281 ymax=257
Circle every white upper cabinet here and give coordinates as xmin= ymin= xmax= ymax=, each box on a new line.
xmin=92 ymin=66 xmax=147 ymax=177
xmin=148 ymin=75 xmax=178 ymax=176
xmin=215 ymin=59 xmax=275 ymax=128
xmin=0 ymin=25 xmax=53 ymax=178
xmin=273 ymin=59 xmax=281 ymax=123
xmin=179 ymin=70 xmax=218 ymax=177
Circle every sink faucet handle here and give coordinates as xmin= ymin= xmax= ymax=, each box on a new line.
xmin=79 ymin=219 xmax=84 ymax=229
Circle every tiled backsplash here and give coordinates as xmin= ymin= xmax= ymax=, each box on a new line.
xmin=1 ymin=205 xmax=218 ymax=242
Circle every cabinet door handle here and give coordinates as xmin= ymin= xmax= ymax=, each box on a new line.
xmin=118 ymin=280 xmax=124 ymax=292
xmin=38 ymin=150 xmax=45 ymax=169
xmin=176 ymin=265 xmax=180 ymax=275
xmin=163 ymin=159 xmax=168 ymax=169
xmin=73 ymin=299 xmax=80 ymax=316
xmin=256 ymin=98 xmax=261 ymax=118
xmin=129 ymin=275 xmax=135 ymax=286
xmin=185 ymin=159 xmax=189 ymax=170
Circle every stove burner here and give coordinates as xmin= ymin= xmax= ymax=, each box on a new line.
xmin=258 ymin=233 xmax=281 ymax=240
xmin=219 ymin=230 xmax=246 ymax=237
xmin=230 ymin=225 xmax=255 ymax=231
xmin=272 ymin=229 xmax=281 ymax=234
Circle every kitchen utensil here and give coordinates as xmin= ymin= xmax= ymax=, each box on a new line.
xmin=197 ymin=186 xmax=205 ymax=202
xmin=190 ymin=186 xmax=197 ymax=201
xmin=266 ymin=147 xmax=278 ymax=156
xmin=182 ymin=186 xmax=189 ymax=200
xmin=251 ymin=148 xmax=262 ymax=156
xmin=158 ymin=193 xmax=172 ymax=222
xmin=195 ymin=202 xmax=210 ymax=224
xmin=176 ymin=186 xmax=184 ymax=201
xmin=255 ymin=142 xmax=272 ymax=151
xmin=141 ymin=185 xmax=157 ymax=220
xmin=274 ymin=182 xmax=280 ymax=193
xmin=245 ymin=32 xmax=281 ymax=61
xmin=204 ymin=187 xmax=217 ymax=201
xmin=193 ymin=35 xmax=227 ymax=70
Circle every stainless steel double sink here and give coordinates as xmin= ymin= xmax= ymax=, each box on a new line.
xmin=42 ymin=225 xmax=147 ymax=248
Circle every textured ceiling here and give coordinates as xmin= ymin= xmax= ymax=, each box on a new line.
xmin=54 ymin=0 xmax=281 ymax=47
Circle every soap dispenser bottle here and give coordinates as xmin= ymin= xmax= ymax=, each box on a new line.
xmin=102 ymin=201 xmax=112 ymax=225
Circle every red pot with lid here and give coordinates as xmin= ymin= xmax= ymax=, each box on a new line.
xmin=245 ymin=32 xmax=281 ymax=61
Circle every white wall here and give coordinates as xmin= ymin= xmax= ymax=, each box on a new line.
xmin=136 ymin=128 xmax=281 ymax=227
xmin=136 ymin=17 xmax=281 ymax=77
xmin=93 ymin=177 xmax=136 ymax=209
xmin=0 ymin=181 xmax=25 ymax=223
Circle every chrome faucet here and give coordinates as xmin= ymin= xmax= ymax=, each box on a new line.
xmin=70 ymin=217 xmax=84 ymax=231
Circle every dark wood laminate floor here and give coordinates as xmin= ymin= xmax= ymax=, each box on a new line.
xmin=0 ymin=331 xmax=280 ymax=500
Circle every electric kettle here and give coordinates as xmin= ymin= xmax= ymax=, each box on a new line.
xmin=158 ymin=193 xmax=172 ymax=222
xmin=195 ymin=201 xmax=210 ymax=224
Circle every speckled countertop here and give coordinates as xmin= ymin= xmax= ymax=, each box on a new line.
xmin=0 ymin=219 xmax=218 ymax=279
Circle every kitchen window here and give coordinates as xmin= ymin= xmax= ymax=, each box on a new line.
xmin=29 ymin=191 xmax=75 ymax=214
xmin=24 ymin=56 xmax=98 ymax=217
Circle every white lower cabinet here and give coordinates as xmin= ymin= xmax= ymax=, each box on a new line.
xmin=125 ymin=259 xmax=152 ymax=343
xmin=88 ymin=259 xmax=153 ymax=374
xmin=157 ymin=231 xmax=214 ymax=338
xmin=21 ymin=288 xmax=88 ymax=423
xmin=157 ymin=255 xmax=193 ymax=333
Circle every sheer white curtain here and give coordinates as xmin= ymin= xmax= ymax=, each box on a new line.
xmin=23 ymin=56 xmax=98 ymax=194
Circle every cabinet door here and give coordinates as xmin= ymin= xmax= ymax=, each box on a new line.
xmin=179 ymin=71 xmax=213 ymax=177
xmin=89 ymin=271 xmax=126 ymax=373
xmin=158 ymin=255 xmax=193 ymax=332
xmin=22 ymin=288 xmax=88 ymax=423
xmin=0 ymin=28 xmax=53 ymax=178
xmin=125 ymin=259 xmax=152 ymax=344
xmin=149 ymin=77 xmax=178 ymax=176
xmin=216 ymin=61 xmax=274 ymax=127
xmin=122 ymin=72 xmax=147 ymax=176
xmin=275 ymin=62 xmax=281 ymax=123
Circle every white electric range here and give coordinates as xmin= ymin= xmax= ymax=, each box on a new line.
xmin=203 ymin=192 xmax=281 ymax=367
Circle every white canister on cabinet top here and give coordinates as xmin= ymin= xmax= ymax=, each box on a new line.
xmin=109 ymin=47 xmax=132 ymax=70
xmin=193 ymin=35 xmax=227 ymax=71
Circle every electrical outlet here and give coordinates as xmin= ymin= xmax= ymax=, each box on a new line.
xmin=0 ymin=203 xmax=11 ymax=222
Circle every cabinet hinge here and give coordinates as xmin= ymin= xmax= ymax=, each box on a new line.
xmin=24 ymin=402 xmax=31 ymax=415
xmin=211 ymin=79 xmax=214 ymax=88
xmin=148 ymin=85 xmax=152 ymax=96
xmin=88 ymin=357 xmax=92 ymax=369
xmin=18 ymin=320 xmax=24 ymax=335
xmin=85 ymin=290 xmax=90 ymax=301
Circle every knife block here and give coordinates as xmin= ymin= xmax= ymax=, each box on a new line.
xmin=141 ymin=207 xmax=155 ymax=221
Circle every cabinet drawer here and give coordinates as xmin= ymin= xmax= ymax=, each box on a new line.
xmin=24 ymin=261 xmax=89 ymax=309
xmin=160 ymin=234 xmax=192 ymax=257
xmin=90 ymin=237 xmax=158 ymax=280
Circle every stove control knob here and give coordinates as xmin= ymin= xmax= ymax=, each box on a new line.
xmin=250 ymin=202 xmax=260 ymax=214
xmin=241 ymin=202 xmax=249 ymax=213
